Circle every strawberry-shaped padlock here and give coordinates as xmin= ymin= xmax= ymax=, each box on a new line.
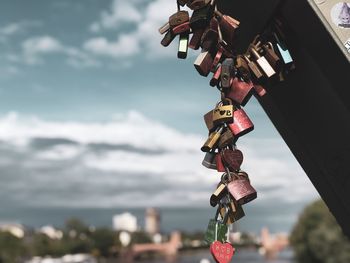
xmin=227 ymin=171 xmax=257 ymax=205
xmin=228 ymin=107 xmax=254 ymax=138
xmin=210 ymin=206 xmax=235 ymax=263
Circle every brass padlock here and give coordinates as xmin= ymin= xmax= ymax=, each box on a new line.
xmin=169 ymin=11 xmax=190 ymax=28
xmin=194 ymin=51 xmax=213 ymax=77
xmin=203 ymin=109 xmax=215 ymax=131
xmin=210 ymin=182 xmax=227 ymax=207
xmin=243 ymin=55 xmax=263 ymax=79
xmin=263 ymin=42 xmax=281 ymax=71
xmin=212 ymin=99 xmax=235 ymax=126
xmin=158 ymin=22 xmax=170 ymax=35
xmin=219 ymin=195 xmax=245 ymax=225
xmin=235 ymin=55 xmax=251 ymax=82
xmin=177 ymin=33 xmax=189 ymax=59
xmin=250 ymin=45 xmax=276 ymax=78
xmin=201 ymin=126 xmax=223 ymax=152
xmin=218 ymin=129 xmax=235 ymax=149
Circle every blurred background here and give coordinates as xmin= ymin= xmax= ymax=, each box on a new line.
xmin=0 ymin=0 xmax=348 ymax=262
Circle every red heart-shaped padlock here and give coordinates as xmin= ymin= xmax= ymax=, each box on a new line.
xmin=221 ymin=149 xmax=243 ymax=171
xmin=210 ymin=241 xmax=235 ymax=263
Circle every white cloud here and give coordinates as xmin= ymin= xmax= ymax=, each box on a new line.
xmin=84 ymin=34 xmax=140 ymax=58
xmin=0 ymin=20 xmax=41 ymax=37
xmin=85 ymin=0 xmax=179 ymax=59
xmin=89 ymin=0 xmax=144 ymax=32
xmin=20 ymin=36 xmax=100 ymax=67
xmin=0 ymin=111 xmax=319 ymax=209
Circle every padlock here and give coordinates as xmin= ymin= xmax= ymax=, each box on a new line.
xmin=254 ymin=84 xmax=267 ymax=97
xmin=214 ymin=10 xmax=240 ymax=44
xmin=200 ymin=27 xmax=218 ymax=52
xmin=217 ymin=40 xmax=234 ymax=59
xmin=276 ymin=42 xmax=293 ymax=65
xmin=158 ymin=22 xmax=170 ymax=35
xmin=226 ymin=77 xmax=254 ymax=106
xmin=202 ymin=152 xmax=217 ymax=169
xmin=177 ymin=0 xmax=189 ymax=6
xmin=189 ymin=3 xmax=215 ymax=29
xmin=187 ymin=0 xmax=211 ymax=10
xmin=272 ymin=29 xmax=294 ymax=66
xmin=219 ymin=195 xmax=245 ymax=224
xmin=212 ymin=99 xmax=235 ymax=126
xmin=194 ymin=51 xmax=213 ymax=77
xmin=201 ymin=126 xmax=223 ymax=152
xmin=204 ymin=218 xmax=228 ymax=244
xmin=189 ymin=28 xmax=204 ymax=50
xmin=221 ymin=148 xmax=243 ymax=172
xmin=215 ymin=153 xmax=226 ymax=172
xmin=220 ymin=58 xmax=234 ymax=89
xmin=227 ymin=171 xmax=257 ymax=205
xmin=161 ymin=30 xmax=176 ymax=47
xmin=211 ymin=47 xmax=223 ymax=73
xmin=210 ymin=182 xmax=227 ymax=207
xmin=203 ymin=109 xmax=215 ymax=131
xmin=250 ymin=46 xmax=276 ymax=78
xmin=210 ymin=65 xmax=222 ymax=87
xmin=243 ymin=55 xmax=263 ymax=79
xmin=235 ymin=55 xmax=251 ymax=82
xmin=218 ymin=129 xmax=235 ymax=149
xmin=177 ymin=33 xmax=189 ymax=59
xmin=228 ymin=108 xmax=254 ymax=138
xmin=204 ymin=206 xmax=229 ymax=244
xmin=263 ymin=42 xmax=281 ymax=71
xmin=172 ymin=21 xmax=191 ymax=35
xmin=169 ymin=11 xmax=190 ymax=28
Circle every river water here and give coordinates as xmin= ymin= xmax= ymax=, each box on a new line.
xmin=135 ymin=248 xmax=294 ymax=263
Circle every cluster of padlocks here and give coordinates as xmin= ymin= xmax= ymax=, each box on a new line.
xmin=159 ymin=0 xmax=294 ymax=262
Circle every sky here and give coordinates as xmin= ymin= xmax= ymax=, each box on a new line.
xmin=0 ymin=0 xmax=320 ymax=233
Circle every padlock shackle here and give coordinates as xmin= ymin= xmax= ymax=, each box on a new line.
xmin=249 ymin=45 xmax=261 ymax=60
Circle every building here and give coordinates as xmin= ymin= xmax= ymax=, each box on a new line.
xmin=0 ymin=223 xmax=25 ymax=238
xmin=38 ymin=225 xmax=63 ymax=240
xmin=113 ymin=212 xmax=137 ymax=232
xmin=145 ymin=208 xmax=160 ymax=235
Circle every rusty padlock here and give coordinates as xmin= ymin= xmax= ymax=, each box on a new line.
xmin=221 ymin=148 xmax=243 ymax=172
xmin=228 ymin=108 xmax=254 ymax=138
xmin=227 ymin=171 xmax=257 ymax=205
xmin=226 ymin=77 xmax=254 ymax=106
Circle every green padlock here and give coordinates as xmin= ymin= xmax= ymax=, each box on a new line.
xmin=204 ymin=206 xmax=229 ymax=244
